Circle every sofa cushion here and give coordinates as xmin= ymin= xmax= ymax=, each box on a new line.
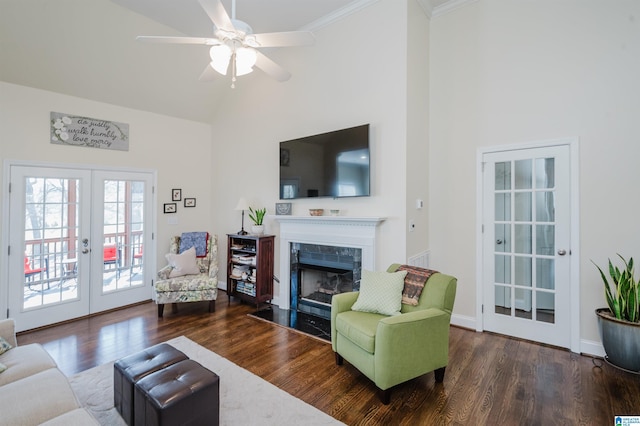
xmin=0 ymin=368 xmax=81 ymax=426
xmin=336 ymin=310 xmax=387 ymax=354
xmin=351 ymin=269 xmax=407 ymax=316
xmin=0 ymin=343 xmax=57 ymax=386
xmin=0 ymin=336 xmax=12 ymax=355
xmin=40 ymin=408 xmax=100 ymax=426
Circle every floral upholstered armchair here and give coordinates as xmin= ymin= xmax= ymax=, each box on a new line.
xmin=155 ymin=233 xmax=218 ymax=317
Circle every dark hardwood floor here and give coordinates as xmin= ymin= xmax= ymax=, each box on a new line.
xmin=17 ymin=293 xmax=640 ymax=425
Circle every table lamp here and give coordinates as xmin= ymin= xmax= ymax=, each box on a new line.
xmin=235 ymin=198 xmax=249 ymax=235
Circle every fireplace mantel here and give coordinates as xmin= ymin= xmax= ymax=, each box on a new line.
xmin=274 ymin=215 xmax=386 ymax=310
xmin=273 ymin=216 xmax=386 ymax=226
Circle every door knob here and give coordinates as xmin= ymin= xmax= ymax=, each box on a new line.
xmin=496 ymin=239 xmax=504 ymax=245
xmin=557 ymin=249 xmax=567 ymax=256
xmin=82 ymin=248 xmax=89 ymax=254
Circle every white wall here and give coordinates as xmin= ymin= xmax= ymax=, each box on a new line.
xmin=406 ymin=0 xmax=430 ymax=258
xmin=429 ymin=0 xmax=640 ymax=347
xmin=0 ymin=82 xmax=215 ymax=314
xmin=209 ymin=0 xmax=413 ymax=297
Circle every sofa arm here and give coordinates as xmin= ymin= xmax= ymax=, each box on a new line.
xmin=330 ymin=292 xmax=359 ymax=351
xmin=0 ymin=318 xmax=17 ymax=347
xmin=157 ymin=265 xmax=172 ymax=280
xmin=374 ymin=308 xmax=451 ymax=389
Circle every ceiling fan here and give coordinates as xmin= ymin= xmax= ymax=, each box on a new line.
xmin=136 ymin=0 xmax=315 ymax=87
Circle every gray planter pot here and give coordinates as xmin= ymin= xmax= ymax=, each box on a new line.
xmin=596 ymin=308 xmax=640 ymax=373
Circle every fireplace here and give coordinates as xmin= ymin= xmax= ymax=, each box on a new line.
xmin=290 ymin=243 xmax=362 ymax=320
xmin=275 ymin=215 xmax=386 ymax=312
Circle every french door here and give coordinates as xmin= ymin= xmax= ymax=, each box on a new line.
xmin=7 ymin=165 xmax=154 ymax=332
xmin=481 ymin=144 xmax=573 ymax=349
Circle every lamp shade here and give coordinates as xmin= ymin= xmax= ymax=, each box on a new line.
xmin=235 ymin=198 xmax=249 ymax=211
xmin=235 ymin=47 xmax=257 ymax=76
xmin=210 ymin=45 xmax=231 ymax=75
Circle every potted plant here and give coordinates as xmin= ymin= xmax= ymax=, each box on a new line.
xmin=593 ymin=254 xmax=640 ymax=372
xmin=248 ymin=207 xmax=266 ymax=235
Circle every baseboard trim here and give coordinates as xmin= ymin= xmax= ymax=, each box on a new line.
xmin=580 ymin=339 xmax=605 ymax=358
xmin=451 ymin=313 xmax=476 ymax=330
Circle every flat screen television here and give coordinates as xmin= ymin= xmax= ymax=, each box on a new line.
xmin=279 ymin=124 xmax=370 ymax=199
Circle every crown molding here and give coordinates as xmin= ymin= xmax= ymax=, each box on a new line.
xmin=417 ymin=0 xmax=435 ymax=18
xmin=299 ymin=0 xmax=476 ymax=32
xmin=431 ymin=0 xmax=478 ymax=18
xmin=300 ymin=0 xmax=381 ymax=32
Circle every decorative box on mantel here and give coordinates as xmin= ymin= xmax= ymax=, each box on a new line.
xmin=273 ymin=216 xmax=386 ymax=311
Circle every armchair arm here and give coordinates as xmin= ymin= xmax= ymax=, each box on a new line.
xmin=157 ymin=265 xmax=172 ymax=280
xmin=0 ymin=318 xmax=17 ymax=347
xmin=374 ymin=308 xmax=451 ymax=390
xmin=331 ymin=291 xmax=359 ymax=351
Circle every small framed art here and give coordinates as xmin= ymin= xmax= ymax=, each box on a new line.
xmin=275 ymin=202 xmax=292 ymax=215
xmin=172 ymin=189 xmax=182 ymax=201
xmin=164 ymin=203 xmax=177 ymax=214
xmin=184 ymin=198 xmax=196 ymax=208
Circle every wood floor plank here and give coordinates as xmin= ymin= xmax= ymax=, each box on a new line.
xmin=16 ymin=295 xmax=640 ymax=425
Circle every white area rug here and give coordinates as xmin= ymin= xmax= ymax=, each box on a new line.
xmin=68 ymin=336 xmax=343 ymax=425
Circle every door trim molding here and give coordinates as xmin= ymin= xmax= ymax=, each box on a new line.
xmin=475 ymin=137 xmax=580 ymax=353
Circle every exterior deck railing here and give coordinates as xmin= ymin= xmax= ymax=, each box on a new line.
xmin=24 ymin=231 xmax=143 ymax=285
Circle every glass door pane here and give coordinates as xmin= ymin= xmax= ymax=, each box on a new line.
xmin=102 ymin=180 xmax=145 ymax=293
xmin=492 ymin=157 xmax=557 ymax=324
xmin=23 ymin=177 xmax=80 ymax=308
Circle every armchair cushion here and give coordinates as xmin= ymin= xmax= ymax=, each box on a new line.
xmin=351 ymin=269 xmax=407 ymax=316
xmin=335 ymin=310 xmax=386 ymax=354
xmin=166 ymin=247 xmax=200 ymax=278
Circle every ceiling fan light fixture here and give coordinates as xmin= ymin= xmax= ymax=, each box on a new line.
xmin=235 ymin=46 xmax=257 ymax=76
xmin=209 ymin=44 xmax=231 ymax=75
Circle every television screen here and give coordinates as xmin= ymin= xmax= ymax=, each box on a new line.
xmin=279 ymin=124 xmax=370 ymax=199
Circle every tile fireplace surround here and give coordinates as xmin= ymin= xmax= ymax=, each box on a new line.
xmin=274 ymin=216 xmax=386 ymax=310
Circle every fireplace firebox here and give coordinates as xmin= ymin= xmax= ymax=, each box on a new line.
xmin=290 ymin=243 xmax=362 ymax=320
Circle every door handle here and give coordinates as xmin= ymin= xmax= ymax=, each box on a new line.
xmin=82 ymin=248 xmax=89 ymax=254
xmin=557 ymin=249 xmax=567 ymax=256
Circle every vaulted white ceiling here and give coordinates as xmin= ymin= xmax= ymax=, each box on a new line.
xmin=0 ymin=0 xmax=461 ymax=123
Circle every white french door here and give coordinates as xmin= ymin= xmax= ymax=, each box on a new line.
xmin=481 ymin=144 xmax=573 ymax=348
xmin=6 ymin=164 xmax=154 ymax=332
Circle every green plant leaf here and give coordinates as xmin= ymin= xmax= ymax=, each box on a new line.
xmin=593 ymin=255 xmax=639 ymax=323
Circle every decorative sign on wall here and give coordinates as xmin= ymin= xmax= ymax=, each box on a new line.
xmin=50 ymin=112 xmax=129 ymax=151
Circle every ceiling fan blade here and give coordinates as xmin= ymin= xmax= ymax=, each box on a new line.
xmin=136 ymin=36 xmax=220 ymax=46
xmin=199 ymin=64 xmax=218 ymax=81
xmin=254 ymin=51 xmax=291 ymax=82
xmin=253 ymin=31 xmax=315 ymax=48
xmin=198 ymin=0 xmax=234 ymax=32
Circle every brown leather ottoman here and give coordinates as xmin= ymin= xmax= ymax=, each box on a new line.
xmin=114 ymin=343 xmax=188 ymax=426
xmin=133 ymin=359 xmax=220 ymax=426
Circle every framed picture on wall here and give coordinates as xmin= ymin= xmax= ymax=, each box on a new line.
xmin=184 ymin=198 xmax=196 ymax=208
xmin=164 ymin=203 xmax=177 ymax=214
xmin=172 ymin=189 xmax=182 ymax=201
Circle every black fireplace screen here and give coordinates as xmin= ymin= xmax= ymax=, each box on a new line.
xmin=290 ymin=243 xmax=362 ymax=320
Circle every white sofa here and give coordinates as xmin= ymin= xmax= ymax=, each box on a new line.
xmin=0 ymin=318 xmax=99 ymax=425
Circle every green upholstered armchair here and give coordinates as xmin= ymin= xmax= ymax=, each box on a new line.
xmin=331 ymin=264 xmax=457 ymax=404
